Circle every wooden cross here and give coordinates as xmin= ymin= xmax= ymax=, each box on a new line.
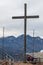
xmin=12 ymin=3 xmax=39 ymax=63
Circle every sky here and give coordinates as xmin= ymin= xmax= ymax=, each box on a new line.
xmin=0 ymin=0 xmax=43 ymax=38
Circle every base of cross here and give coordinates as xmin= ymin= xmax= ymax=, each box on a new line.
xmin=23 ymin=59 xmax=27 ymax=63
xmin=23 ymin=61 xmax=27 ymax=63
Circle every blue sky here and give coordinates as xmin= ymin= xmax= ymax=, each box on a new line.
xmin=0 ymin=0 xmax=43 ymax=38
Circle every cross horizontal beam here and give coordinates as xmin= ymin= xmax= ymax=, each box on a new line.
xmin=12 ymin=15 xmax=39 ymax=19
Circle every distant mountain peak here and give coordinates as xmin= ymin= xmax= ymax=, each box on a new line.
xmin=0 ymin=34 xmax=43 ymax=53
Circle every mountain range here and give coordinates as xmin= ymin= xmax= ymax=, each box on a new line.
xmin=0 ymin=34 xmax=43 ymax=60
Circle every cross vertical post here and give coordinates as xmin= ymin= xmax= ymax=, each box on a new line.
xmin=24 ymin=4 xmax=27 ymax=63
xmin=12 ymin=3 xmax=39 ymax=63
